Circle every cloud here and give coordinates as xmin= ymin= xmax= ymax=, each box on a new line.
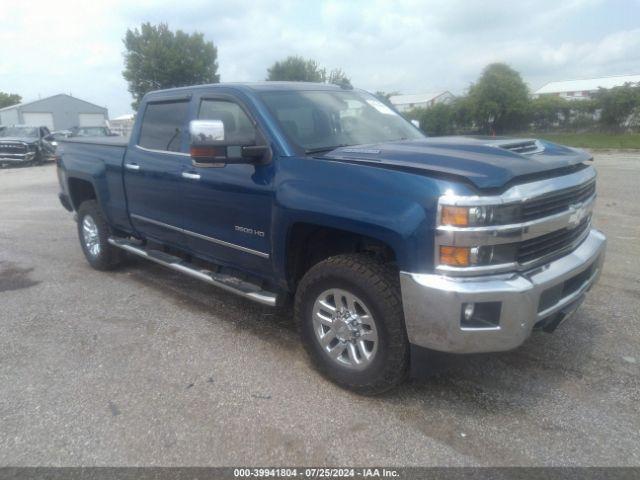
xmin=0 ymin=0 xmax=639 ymax=117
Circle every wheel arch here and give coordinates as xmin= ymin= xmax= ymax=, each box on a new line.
xmin=284 ymin=221 xmax=401 ymax=291
xmin=67 ymin=176 xmax=98 ymax=211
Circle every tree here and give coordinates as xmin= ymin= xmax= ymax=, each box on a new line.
xmin=415 ymin=103 xmax=455 ymax=136
xmin=0 ymin=92 xmax=21 ymax=109
xmin=596 ymin=83 xmax=640 ymax=131
xmin=266 ymin=56 xmax=351 ymax=87
xmin=327 ymin=68 xmax=352 ymax=88
xmin=266 ymin=56 xmax=325 ymax=82
xmin=123 ymin=23 xmax=219 ymax=110
xmin=467 ymin=63 xmax=530 ymax=134
xmin=530 ymin=95 xmax=570 ymax=131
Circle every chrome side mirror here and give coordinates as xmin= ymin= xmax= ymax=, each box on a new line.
xmin=188 ymin=118 xmax=270 ymax=166
xmin=189 ymin=119 xmax=225 ymax=145
xmin=189 ymin=119 xmax=227 ymax=165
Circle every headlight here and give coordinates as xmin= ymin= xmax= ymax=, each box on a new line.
xmin=440 ymin=204 xmax=521 ymax=226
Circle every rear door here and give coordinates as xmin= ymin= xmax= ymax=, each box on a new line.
xmin=123 ymin=98 xmax=192 ymax=246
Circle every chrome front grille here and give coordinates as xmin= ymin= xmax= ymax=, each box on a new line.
xmin=0 ymin=142 xmax=28 ymax=155
xmin=521 ymin=180 xmax=596 ymax=221
xmin=517 ymin=216 xmax=591 ymax=264
xmin=435 ymin=167 xmax=597 ymax=276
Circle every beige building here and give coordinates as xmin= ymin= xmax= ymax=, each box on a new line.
xmin=389 ymin=91 xmax=455 ymax=112
xmin=533 ymin=74 xmax=640 ymax=100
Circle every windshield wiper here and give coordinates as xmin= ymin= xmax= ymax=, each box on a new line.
xmin=305 ymin=144 xmax=350 ymax=154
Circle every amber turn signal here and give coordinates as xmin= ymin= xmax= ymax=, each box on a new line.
xmin=440 ymin=246 xmax=470 ymax=266
xmin=441 ymin=206 xmax=469 ymax=226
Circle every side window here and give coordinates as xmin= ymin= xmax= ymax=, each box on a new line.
xmin=198 ymin=99 xmax=257 ymax=145
xmin=138 ymin=100 xmax=189 ymax=152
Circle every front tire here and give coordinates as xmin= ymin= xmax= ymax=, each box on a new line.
xmin=77 ymin=200 xmax=123 ymax=270
xmin=295 ymin=254 xmax=409 ymax=395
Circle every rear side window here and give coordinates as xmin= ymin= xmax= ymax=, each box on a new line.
xmin=138 ymin=100 xmax=189 ymax=152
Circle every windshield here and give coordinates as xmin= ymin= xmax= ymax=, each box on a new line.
xmin=0 ymin=126 xmax=38 ymax=138
xmin=259 ymin=89 xmax=425 ymax=153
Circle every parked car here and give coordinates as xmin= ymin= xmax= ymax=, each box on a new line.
xmin=0 ymin=124 xmax=56 ymax=166
xmin=48 ymin=130 xmax=73 ymax=146
xmin=69 ymin=126 xmax=117 ymax=137
xmin=56 ymin=82 xmax=606 ymax=394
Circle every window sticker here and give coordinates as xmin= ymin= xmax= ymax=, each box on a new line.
xmin=365 ymin=99 xmax=397 ymax=115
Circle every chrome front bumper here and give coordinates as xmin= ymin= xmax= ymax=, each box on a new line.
xmin=0 ymin=153 xmax=36 ymax=163
xmin=400 ymin=229 xmax=606 ymax=353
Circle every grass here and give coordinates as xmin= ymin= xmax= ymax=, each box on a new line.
xmin=524 ymin=132 xmax=640 ymax=150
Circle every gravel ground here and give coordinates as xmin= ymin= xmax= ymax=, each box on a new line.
xmin=0 ymin=152 xmax=638 ymax=466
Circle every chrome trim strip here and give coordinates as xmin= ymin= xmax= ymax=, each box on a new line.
xmin=130 ymin=213 xmax=270 ymax=259
xmin=436 ymin=262 xmax=518 ymax=276
xmin=134 ymin=144 xmax=191 ymax=157
xmin=181 ymin=172 xmax=201 ymax=180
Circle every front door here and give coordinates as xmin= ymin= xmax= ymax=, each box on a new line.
xmin=123 ymin=99 xmax=191 ymax=246
xmin=180 ymin=96 xmax=274 ymax=276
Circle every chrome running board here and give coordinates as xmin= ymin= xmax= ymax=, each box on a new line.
xmin=108 ymin=237 xmax=278 ymax=306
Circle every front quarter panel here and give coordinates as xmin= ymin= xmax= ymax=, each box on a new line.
xmin=271 ymin=156 xmax=466 ymax=285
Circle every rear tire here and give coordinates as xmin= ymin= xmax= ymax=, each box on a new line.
xmin=295 ymin=254 xmax=409 ymax=395
xmin=77 ymin=200 xmax=123 ymax=270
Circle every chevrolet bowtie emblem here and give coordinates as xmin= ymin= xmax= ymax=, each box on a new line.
xmin=567 ymin=203 xmax=587 ymax=228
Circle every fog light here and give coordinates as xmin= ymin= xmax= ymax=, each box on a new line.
xmin=460 ymin=301 xmax=502 ymax=330
xmin=463 ymin=303 xmax=475 ymax=321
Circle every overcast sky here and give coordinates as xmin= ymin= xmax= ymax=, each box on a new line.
xmin=1 ymin=0 xmax=639 ymax=117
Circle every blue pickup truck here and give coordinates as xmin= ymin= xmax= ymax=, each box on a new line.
xmin=57 ymin=82 xmax=606 ymax=393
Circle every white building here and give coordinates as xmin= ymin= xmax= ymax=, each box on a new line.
xmin=389 ymin=91 xmax=455 ymax=112
xmin=533 ymin=74 xmax=640 ymax=100
xmin=0 ymin=93 xmax=108 ymax=130
xmin=109 ymin=113 xmax=135 ymax=137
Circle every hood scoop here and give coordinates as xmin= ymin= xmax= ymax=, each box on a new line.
xmin=494 ymin=139 xmax=544 ymax=155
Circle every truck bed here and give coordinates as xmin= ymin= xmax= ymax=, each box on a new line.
xmin=58 ymin=136 xmax=130 ymax=231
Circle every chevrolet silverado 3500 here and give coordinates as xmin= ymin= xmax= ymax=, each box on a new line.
xmin=57 ymin=82 xmax=606 ymax=393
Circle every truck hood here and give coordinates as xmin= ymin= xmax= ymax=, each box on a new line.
xmin=322 ymin=137 xmax=592 ymax=191
xmin=0 ymin=137 xmax=38 ymax=145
